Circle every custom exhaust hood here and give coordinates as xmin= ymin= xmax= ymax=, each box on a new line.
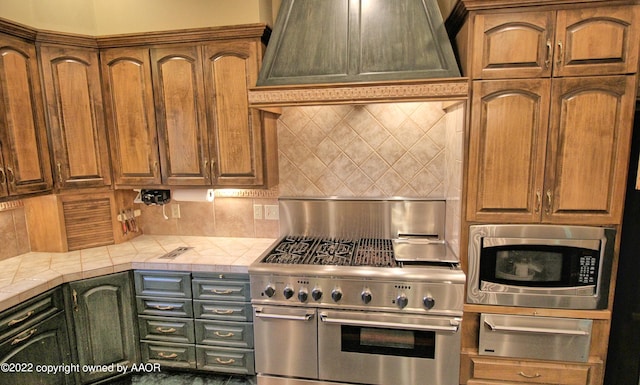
xmin=248 ymin=0 xmax=468 ymax=108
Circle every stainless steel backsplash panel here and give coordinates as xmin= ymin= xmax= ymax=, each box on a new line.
xmin=278 ymin=198 xmax=445 ymax=239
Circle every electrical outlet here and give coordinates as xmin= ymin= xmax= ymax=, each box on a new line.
xmin=171 ymin=204 xmax=181 ymax=219
xmin=265 ymin=205 xmax=279 ymax=220
xmin=253 ymin=204 xmax=263 ymax=219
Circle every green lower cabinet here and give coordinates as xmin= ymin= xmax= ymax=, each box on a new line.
xmin=0 ymin=310 xmax=73 ymax=385
xmin=66 ymin=271 xmax=140 ymax=384
xmin=133 ymin=270 xmax=256 ymax=375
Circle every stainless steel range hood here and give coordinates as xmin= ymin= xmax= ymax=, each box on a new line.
xmin=248 ymin=0 xmax=467 ymax=108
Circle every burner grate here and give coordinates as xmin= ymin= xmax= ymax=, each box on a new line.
xmin=262 ymin=236 xmax=401 ymax=267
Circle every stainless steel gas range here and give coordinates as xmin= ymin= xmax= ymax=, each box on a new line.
xmin=249 ymin=198 xmax=465 ymax=385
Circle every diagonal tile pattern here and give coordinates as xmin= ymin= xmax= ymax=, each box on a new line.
xmin=277 ymin=103 xmax=453 ymax=197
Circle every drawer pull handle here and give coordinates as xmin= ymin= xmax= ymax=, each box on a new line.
xmin=214 ymin=331 xmax=235 ymax=338
xmin=158 ymin=352 xmax=178 ymax=359
xmin=156 ymin=327 xmax=177 ymax=334
xmin=212 ymin=289 xmax=233 ymax=295
xmin=215 ymin=358 xmax=235 ymax=365
xmin=214 ymin=309 xmax=235 ymax=315
xmin=518 ymin=371 xmax=541 ymax=379
xmin=12 ymin=328 xmax=37 ymax=345
xmin=154 ymin=305 xmax=175 ymax=310
xmin=8 ymin=311 xmax=34 ymax=326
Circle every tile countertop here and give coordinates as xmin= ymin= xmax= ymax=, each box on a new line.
xmin=0 ymin=235 xmax=277 ymax=313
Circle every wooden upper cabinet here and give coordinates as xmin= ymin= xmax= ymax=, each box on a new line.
xmin=544 ymin=75 xmax=635 ymax=224
xmin=100 ymin=47 xmax=161 ymax=187
xmin=554 ymin=6 xmax=640 ymax=77
xmin=467 ymin=79 xmax=551 ymax=222
xmin=39 ymin=45 xmax=112 ymax=189
xmin=0 ymin=34 xmax=52 ymax=197
xmin=203 ymin=41 xmax=267 ymax=187
xmin=151 ymin=46 xmax=210 ymax=186
xmin=467 ymin=75 xmax=635 ymax=224
xmin=472 ymin=11 xmax=555 ymax=79
xmin=471 ymin=5 xmax=640 ymax=79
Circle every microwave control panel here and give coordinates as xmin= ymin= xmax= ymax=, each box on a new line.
xmin=578 ymin=255 xmax=598 ymax=284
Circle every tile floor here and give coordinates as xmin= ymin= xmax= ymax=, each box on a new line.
xmin=129 ymin=372 xmax=257 ymax=385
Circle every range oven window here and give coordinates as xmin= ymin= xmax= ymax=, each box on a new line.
xmin=480 ymin=244 xmax=599 ymax=287
xmin=340 ymin=325 xmax=435 ymax=358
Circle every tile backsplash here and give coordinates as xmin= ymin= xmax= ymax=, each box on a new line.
xmin=277 ymin=102 xmax=462 ymax=198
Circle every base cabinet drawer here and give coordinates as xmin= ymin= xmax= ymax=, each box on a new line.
xmin=136 ymin=296 xmax=193 ymax=318
xmin=135 ymin=271 xmax=192 ymax=298
xmin=195 ymin=319 xmax=253 ymax=348
xmin=141 ymin=341 xmax=196 ymax=369
xmin=471 ymin=357 xmax=591 ymax=385
xmin=139 ymin=315 xmax=195 ymax=343
xmin=194 ymin=300 xmax=252 ymax=321
xmin=192 ymin=278 xmax=250 ymax=302
xmin=196 ymin=345 xmax=255 ymax=375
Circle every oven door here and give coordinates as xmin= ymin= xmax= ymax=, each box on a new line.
xmin=318 ymin=309 xmax=461 ymax=385
xmin=253 ymin=306 xmax=317 ymax=379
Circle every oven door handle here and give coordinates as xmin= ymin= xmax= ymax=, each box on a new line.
xmin=254 ymin=307 xmax=315 ymax=321
xmin=484 ymin=318 xmax=589 ymax=336
xmin=319 ymin=313 xmax=460 ymax=333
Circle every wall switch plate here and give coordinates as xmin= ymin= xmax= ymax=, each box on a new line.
xmin=253 ymin=204 xmax=263 ymax=219
xmin=171 ymin=204 xmax=181 ymax=219
xmin=265 ymin=205 xmax=279 ymax=220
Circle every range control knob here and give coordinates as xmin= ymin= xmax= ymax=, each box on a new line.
xmin=331 ymin=288 xmax=343 ymax=302
xmin=298 ymin=288 xmax=309 ymax=303
xmin=312 ymin=288 xmax=323 ymax=301
xmin=283 ymin=286 xmax=294 ymax=300
xmin=361 ymin=289 xmax=372 ymax=304
xmin=396 ymin=293 xmax=409 ymax=309
xmin=264 ymin=284 xmax=276 ymax=298
xmin=423 ymin=296 xmax=435 ymax=310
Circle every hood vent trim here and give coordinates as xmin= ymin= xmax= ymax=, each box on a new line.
xmin=248 ymin=78 xmax=468 ymax=108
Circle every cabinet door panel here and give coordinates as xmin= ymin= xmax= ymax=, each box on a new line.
xmin=203 ymin=41 xmax=264 ymax=187
xmin=152 ymin=46 xmax=209 ymax=185
xmin=554 ymin=6 xmax=640 ymax=77
xmin=545 ymin=76 xmax=634 ymax=224
xmin=472 ymin=11 xmax=554 ymax=79
xmin=40 ymin=45 xmax=111 ymax=189
xmin=467 ymin=79 xmax=550 ymax=222
xmin=101 ymin=48 xmax=160 ymax=186
xmin=68 ymin=272 xmax=138 ymax=384
xmin=0 ymin=35 xmax=52 ymax=195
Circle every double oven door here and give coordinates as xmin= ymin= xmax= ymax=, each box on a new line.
xmin=253 ymin=305 xmax=461 ymax=385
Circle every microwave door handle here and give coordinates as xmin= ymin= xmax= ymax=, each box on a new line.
xmin=484 ymin=319 xmax=589 ymax=336
xmin=320 ymin=313 xmax=460 ymax=333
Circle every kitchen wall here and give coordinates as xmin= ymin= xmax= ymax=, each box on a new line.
xmin=0 ymin=0 xmax=278 ymax=35
xmin=138 ymin=190 xmax=279 ymax=239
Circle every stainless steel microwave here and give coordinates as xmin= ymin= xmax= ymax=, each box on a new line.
xmin=467 ymin=224 xmax=615 ymax=310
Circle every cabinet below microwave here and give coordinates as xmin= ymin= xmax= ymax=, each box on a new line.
xmin=467 ymin=224 xmax=615 ymax=310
